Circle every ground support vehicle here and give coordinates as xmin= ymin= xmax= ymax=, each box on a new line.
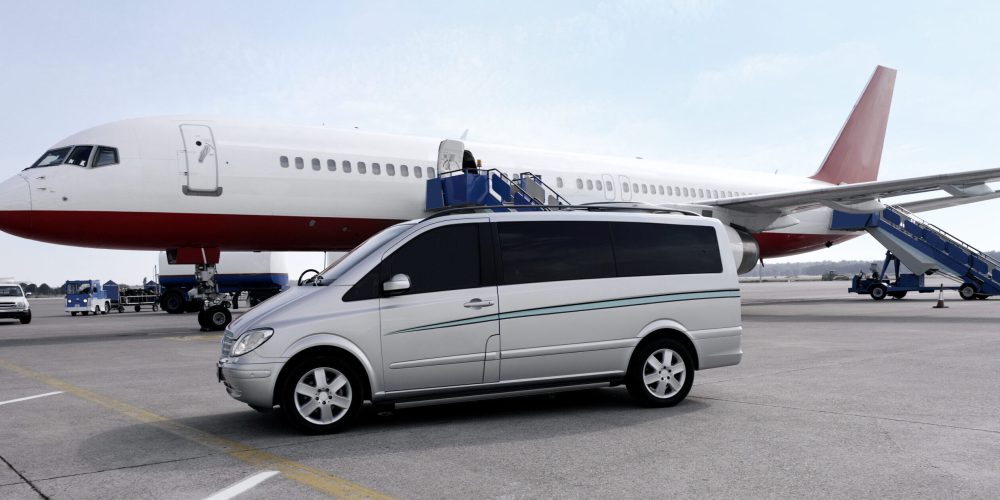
xmin=0 ymin=282 xmax=31 ymax=324
xmin=103 ymin=281 xmax=161 ymax=312
xmin=847 ymin=252 xmax=957 ymax=300
xmin=65 ymin=279 xmax=110 ymax=316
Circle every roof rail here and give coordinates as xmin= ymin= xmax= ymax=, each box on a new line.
xmin=422 ymin=204 xmax=700 ymax=222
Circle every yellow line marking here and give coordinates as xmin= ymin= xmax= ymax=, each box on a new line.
xmin=0 ymin=359 xmax=392 ymax=500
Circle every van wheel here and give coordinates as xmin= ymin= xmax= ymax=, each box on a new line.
xmin=280 ymin=356 xmax=362 ymax=433
xmin=101 ymin=302 xmax=110 ymax=314
xmin=19 ymin=311 xmax=31 ymax=324
xmin=626 ymin=338 xmax=694 ymax=407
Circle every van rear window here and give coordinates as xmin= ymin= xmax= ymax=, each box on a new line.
xmin=611 ymin=222 xmax=722 ymax=276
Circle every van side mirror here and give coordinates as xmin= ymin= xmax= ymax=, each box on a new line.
xmin=25 ymin=292 xmax=32 ymax=298
xmin=382 ymin=274 xmax=411 ymax=295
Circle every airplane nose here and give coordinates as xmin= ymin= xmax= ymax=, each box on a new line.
xmin=0 ymin=175 xmax=31 ymax=236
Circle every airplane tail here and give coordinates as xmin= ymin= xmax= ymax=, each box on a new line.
xmin=810 ymin=65 xmax=896 ymax=185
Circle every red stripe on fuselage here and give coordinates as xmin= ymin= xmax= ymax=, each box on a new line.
xmin=0 ymin=209 xmax=854 ymax=257
xmin=1 ymin=210 xmax=402 ymax=251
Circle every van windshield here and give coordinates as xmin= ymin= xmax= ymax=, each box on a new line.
xmin=0 ymin=286 xmax=23 ymax=297
xmin=317 ymin=223 xmax=415 ymax=285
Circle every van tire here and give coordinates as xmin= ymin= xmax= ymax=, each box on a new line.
xmin=279 ymin=355 xmax=362 ymax=434
xmin=19 ymin=311 xmax=31 ymax=324
xmin=626 ymin=338 xmax=694 ymax=408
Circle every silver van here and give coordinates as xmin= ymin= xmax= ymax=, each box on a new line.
xmin=217 ymin=208 xmax=743 ymax=432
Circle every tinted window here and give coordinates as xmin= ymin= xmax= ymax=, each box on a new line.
xmin=343 ymin=267 xmax=380 ymax=302
xmin=65 ymin=146 xmax=93 ymax=167
xmin=384 ymin=224 xmax=482 ymax=294
xmin=94 ymin=147 xmax=118 ymax=167
xmin=611 ymin=222 xmax=722 ymax=276
xmin=498 ymin=221 xmax=615 ymax=285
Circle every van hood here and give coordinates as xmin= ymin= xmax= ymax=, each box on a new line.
xmin=228 ymin=286 xmax=323 ymax=334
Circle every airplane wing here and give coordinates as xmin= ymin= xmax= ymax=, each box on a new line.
xmin=706 ymin=166 xmax=1000 ymax=215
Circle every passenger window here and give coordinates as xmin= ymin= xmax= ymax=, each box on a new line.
xmin=641 ymin=184 xmax=648 ymax=194
xmin=94 ymin=146 xmax=119 ymax=167
xmin=358 ymin=162 xmax=367 ymax=174
xmin=595 ymin=180 xmax=602 ymax=191
xmin=698 ymin=188 xmax=704 ymax=197
xmin=280 ymin=156 xmax=289 ymax=168
xmin=633 ymin=183 xmax=639 ymax=193
xmin=667 ymin=186 xmax=673 ymax=196
xmin=327 ymin=159 xmax=337 ymax=171
xmin=414 ymin=166 xmax=422 ymax=178
xmin=586 ymin=179 xmax=594 ymax=190
xmin=386 ymin=163 xmax=395 ymax=176
xmin=557 ymin=177 xmax=564 ymax=188
xmin=658 ymin=186 xmax=664 ymax=195
xmin=372 ymin=163 xmax=381 ymax=175
xmin=683 ymin=187 xmax=689 ymax=196
xmin=611 ymin=222 xmax=722 ymax=276
xmin=66 ymin=146 xmax=93 ymax=167
xmin=312 ymin=158 xmax=321 ymax=171
xmin=427 ymin=167 xmax=436 ymax=178
xmin=400 ymin=165 xmax=409 ymax=177
xmin=498 ymin=221 xmax=615 ymax=285
xmin=577 ymin=179 xmax=584 ymax=189
xmin=343 ymin=160 xmax=352 ymax=173
xmin=295 ymin=157 xmax=304 ymax=170
xmin=384 ymin=224 xmax=483 ymax=294
xmin=713 ymin=189 xmax=719 ymax=198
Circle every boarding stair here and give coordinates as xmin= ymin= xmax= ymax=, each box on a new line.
xmin=831 ymin=204 xmax=1000 ymax=299
xmin=426 ymin=168 xmax=570 ymax=211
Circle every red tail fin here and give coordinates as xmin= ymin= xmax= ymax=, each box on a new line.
xmin=811 ymin=65 xmax=896 ymax=185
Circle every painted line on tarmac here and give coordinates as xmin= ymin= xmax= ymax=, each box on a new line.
xmin=0 ymin=359 xmax=393 ymax=500
xmin=0 ymin=391 xmax=63 ymax=407
xmin=204 ymin=470 xmax=280 ymax=500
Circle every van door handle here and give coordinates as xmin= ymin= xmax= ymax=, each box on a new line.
xmin=464 ymin=298 xmax=495 ymax=308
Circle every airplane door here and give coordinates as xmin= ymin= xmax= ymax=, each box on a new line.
xmin=180 ymin=124 xmax=221 ymax=196
xmin=601 ymin=174 xmax=615 ymax=201
xmin=618 ymin=175 xmax=632 ymax=201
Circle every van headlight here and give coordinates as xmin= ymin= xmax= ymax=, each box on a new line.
xmin=231 ymin=328 xmax=274 ymax=357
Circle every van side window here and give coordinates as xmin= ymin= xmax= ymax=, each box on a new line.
xmin=611 ymin=222 xmax=722 ymax=276
xmin=497 ymin=221 xmax=615 ymax=285
xmin=383 ymin=224 xmax=483 ymax=294
xmin=343 ymin=267 xmax=381 ymax=302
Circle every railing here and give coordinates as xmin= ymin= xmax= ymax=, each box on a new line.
xmin=888 ymin=205 xmax=1000 ymax=269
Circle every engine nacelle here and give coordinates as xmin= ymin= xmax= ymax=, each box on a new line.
xmin=724 ymin=227 xmax=760 ymax=275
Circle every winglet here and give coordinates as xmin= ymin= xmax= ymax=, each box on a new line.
xmin=811 ymin=65 xmax=896 ymax=185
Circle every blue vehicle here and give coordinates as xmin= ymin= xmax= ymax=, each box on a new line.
xmin=65 ymin=279 xmax=110 ymax=316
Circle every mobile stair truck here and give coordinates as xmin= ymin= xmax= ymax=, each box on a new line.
xmin=831 ymin=205 xmax=1000 ymax=300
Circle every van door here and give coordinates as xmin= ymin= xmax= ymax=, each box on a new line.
xmin=618 ymin=175 xmax=632 ymax=201
xmin=180 ymin=124 xmax=221 ymax=195
xmin=601 ymin=174 xmax=615 ymax=201
xmin=379 ymin=220 xmax=499 ymax=392
xmin=496 ymin=220 xmax=628 ymax=382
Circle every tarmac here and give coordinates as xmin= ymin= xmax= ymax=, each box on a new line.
xmin=0 ymin=281 xmax=998 ymax=499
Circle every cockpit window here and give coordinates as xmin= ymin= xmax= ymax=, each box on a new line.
xmin=66 ymin=146 xmax=94 ymax=167
xmin=95 ymin=146 xmax=119 ymax=167
xmin=29 ymin=147 xmax=72 ymax=169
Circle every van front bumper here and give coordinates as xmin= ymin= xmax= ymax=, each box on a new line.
xmin=217 ymin=359 xmax=282 ymax=408
xmin=0 ymin=310 xmax=29 ymax=319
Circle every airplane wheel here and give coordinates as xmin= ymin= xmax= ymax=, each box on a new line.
xmin=200 ymin=306 xmax=232 ymax=332
xmin=870 ymin=285 xmax=887 ymax=301
xmin=959 ymin=284 xmax=977 ymax=300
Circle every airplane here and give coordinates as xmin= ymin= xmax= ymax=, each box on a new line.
xmin=2 ymin=65 xmax=1000 ymax=329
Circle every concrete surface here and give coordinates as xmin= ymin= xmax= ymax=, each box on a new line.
xmin=0 ymin=285 xmax=997 ymax=499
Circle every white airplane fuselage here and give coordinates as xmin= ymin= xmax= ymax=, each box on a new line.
xmin=0 ymin=116 xmax=851 ymax=258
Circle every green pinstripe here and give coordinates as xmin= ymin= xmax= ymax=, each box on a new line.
xmin=386 ymin=289 xmax=740 ymax=335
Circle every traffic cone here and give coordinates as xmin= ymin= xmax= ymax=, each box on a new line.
xmin=933 ymin=284 xmax=947 ymax=309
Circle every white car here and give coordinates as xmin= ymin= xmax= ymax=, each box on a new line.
xmin=0 ymin=282 xmax=31 ymax=324
xmin=218 ymin=207 xmax=744 ymax=433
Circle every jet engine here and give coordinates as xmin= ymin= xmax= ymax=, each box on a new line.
xmin=724 ymin=226 xmax=760 ymax=275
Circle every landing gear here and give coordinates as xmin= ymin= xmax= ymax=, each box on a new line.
xmin=193 ymin=263 xmax=233 ymax=332
xmin=198 ymin=305 xmax=232 ymax=331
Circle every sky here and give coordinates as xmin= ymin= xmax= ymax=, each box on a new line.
xmin=2 ymin=1 xmax=1000 ymax=285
